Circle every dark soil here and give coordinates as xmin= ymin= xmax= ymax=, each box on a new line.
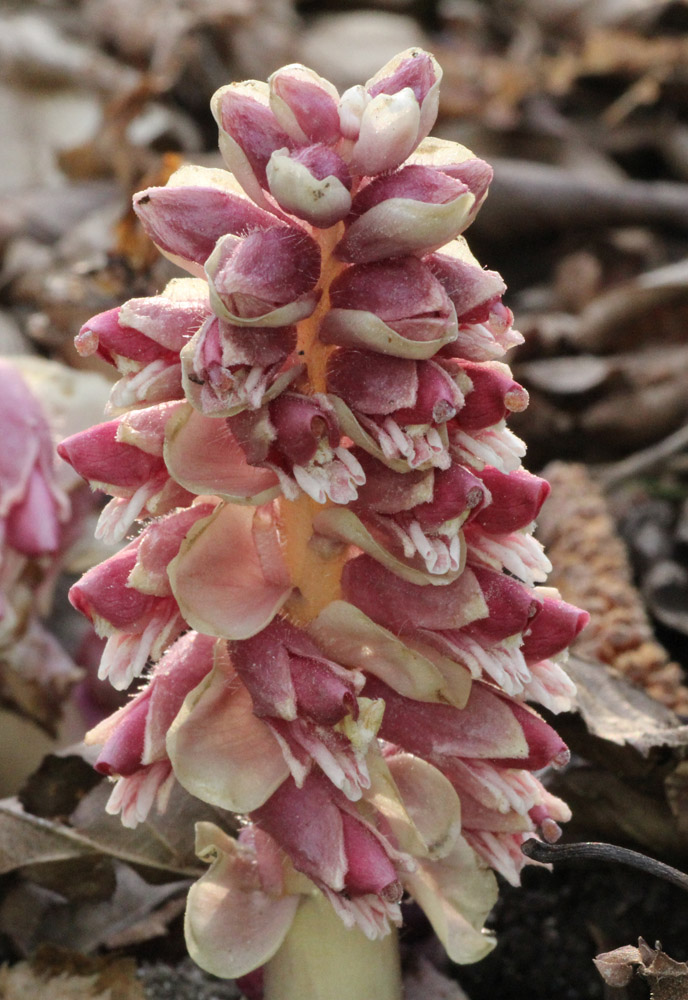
xmin=451 ymin=861 xmax=688 ymax=1000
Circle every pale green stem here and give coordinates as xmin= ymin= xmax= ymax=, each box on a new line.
xmin=263 ymin=893 xmax=403 ymax=1000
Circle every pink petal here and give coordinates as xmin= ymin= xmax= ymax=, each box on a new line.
xmin=58 ymin=420 xmax=166 ymax=493
xmin=327 ymin=350 xmax=418 ymax=416
xmin=144 ymin=631 xmax=218 ymax=759
xmin=163 ymin=404 xmax=280 ymax=502
xmin=206 ymin=228 xmax=321 ymax=326
xmin=474 ymin=467 xmax=550 ymax=534
xmin=269 ymin=65 xmax=341 ymax=144
xmin=336 ymin=166 xmax=474 ymax=263
xmin=168 ymin=503 xmax=292 ymax=640
xmin=342 ymin=554 xmax=487 ymax=632
xmin=129 ymin=501 xmax=219 ymax=596
xmin=367 ymin=675 xmax=530 ymax=761
xmin=252 ymin=775 xmax=348 ymax=891
xmin=521 ymin=595 xmax=589 ymax=664
xmin=133 ymin=173 xmax=277 ymax=273
xmin=168 ymin=643 xmax=290 ymax=812
xmin=185 ymin=823 xmax=298 ymax=979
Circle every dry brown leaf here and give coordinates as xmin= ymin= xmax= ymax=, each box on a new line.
xmin=595 ymin=938 xmax=688 ymax=999
xmin=0 ymin=863 xmax=187 ymax=955
xmin=0 ymin=777 xmax=232 ymax=880
xmin=565 ymin=657 xmax=688 ymax=754
xmin=0 ymin=949 xmax=145 ymax=1000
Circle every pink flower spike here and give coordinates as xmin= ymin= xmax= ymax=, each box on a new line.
xmin=62 ymin=47 xmax=589 ymax=985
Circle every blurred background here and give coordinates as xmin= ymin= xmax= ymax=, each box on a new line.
xmin=3 ymin=2 xmax=688 ymax=998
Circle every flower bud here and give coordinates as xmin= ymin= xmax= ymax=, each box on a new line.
xmin=206 ymin=228 xmax=321 ymax=327
xmin=328 ymin=350 xmax=467 ymax=470
xmin=455 ymin=361 xmax=529 ymax=431
xmin=212 ymin=80 xmax=294 ymax=207
xmin=473 ymin=466 xmax=549 ymax=534
xmin=266 ymin=145 xmax=352 ymax=227
xmin=269 ymin=64 xmax=341 ymax=144
xmin=133 ymin=165 xmax=279 ymax=275
xmin=321 ymin=257 xmax=458 ymax=358
xmin=336 ymin=165 xmax=475 ymax=263
xmin=181 ymin=316 xmax=298 ymax=416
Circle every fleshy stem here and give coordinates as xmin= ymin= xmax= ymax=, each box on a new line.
xmin=264 ymin=893 xmax=402 ymax=1000
xmin=278 ymin=222 xmax=349 ymax=627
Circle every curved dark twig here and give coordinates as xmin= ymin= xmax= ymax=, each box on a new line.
xmin=521 ymin=839 xmax=688 ymax=894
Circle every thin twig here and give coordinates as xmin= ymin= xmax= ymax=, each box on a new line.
xmin=522 ymin=839 xmax=688 ymax=893
xmin=596 ymin=422 xmax=688 ymax=490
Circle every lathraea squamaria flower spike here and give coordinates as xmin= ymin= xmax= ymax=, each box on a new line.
xmin=60 ymin=48 xmax=588 ymax=1000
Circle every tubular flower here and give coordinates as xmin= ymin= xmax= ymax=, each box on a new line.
xmin=63 ymin=48 xmax=589 ymax=987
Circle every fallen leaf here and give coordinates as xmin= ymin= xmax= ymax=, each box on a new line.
xmin=0 ymin=777 xmax=234 ymax=880
xmin=595 ymin=938 xmax=688 ymax=999
xmin=0 ymin=947 xmax=145 ymax=1000
xmin=0 ymin=863 xmax=188 ymax=955
xmin=565 ymin=656 xmax=688 ymax=755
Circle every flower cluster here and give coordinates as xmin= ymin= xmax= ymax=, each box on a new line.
xmin=60 ymin=50 xmax=588 ymax=980
xmin=0 ymin=359 xmax=81 ymax=724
